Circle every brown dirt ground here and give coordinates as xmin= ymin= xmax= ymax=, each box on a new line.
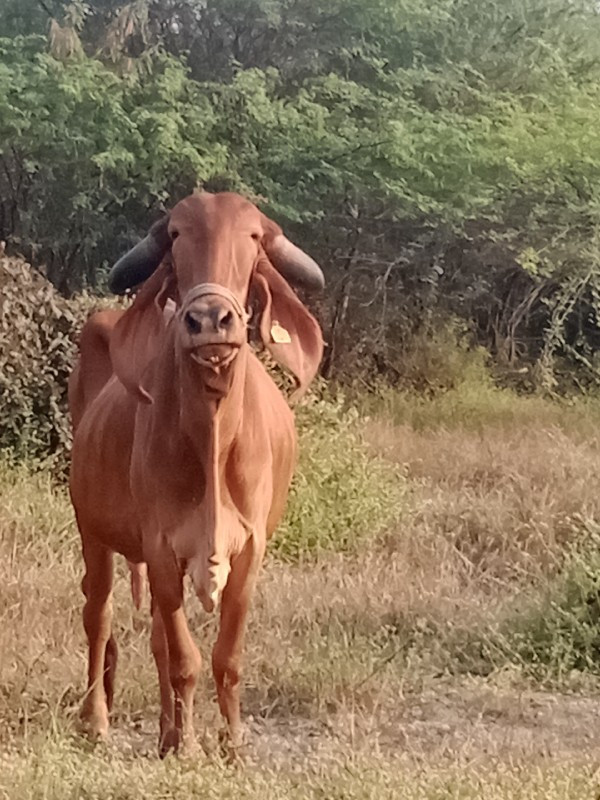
xmin=101 ymin=678 xmax=600 ymax=769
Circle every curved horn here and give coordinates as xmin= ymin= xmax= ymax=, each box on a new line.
xmin=107 ymin=216 xmax=170 ymax=294
xmin=264 ymin=234 xmax=325 ymax=292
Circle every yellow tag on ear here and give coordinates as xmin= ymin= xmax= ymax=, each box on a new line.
xmin=271 ymin=321 xmax=292 ymax=344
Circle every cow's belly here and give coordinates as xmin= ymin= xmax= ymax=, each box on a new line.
xmin=236 ymin=355 xmax=297 ymax=537
xmin=70 ymin=378 xmax=143 ymax=562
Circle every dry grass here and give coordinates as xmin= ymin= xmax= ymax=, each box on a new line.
xmin=368 ymin=421 xmax=600 ymax=578
xmin=362 ymin=413 xmax=600 ymax=680
xmin=4 ymin=388 xmax=600 ymax=796
xmin=1 ymin=737 xmax=599 ymax=800
xmin=358 ymin=378 xmax=600 ymax=434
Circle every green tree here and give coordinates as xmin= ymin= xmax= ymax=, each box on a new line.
xmin=4 ymin=0 xmax=600 ymax=384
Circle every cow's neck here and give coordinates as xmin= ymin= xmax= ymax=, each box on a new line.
xmin=176 ymin=343 xmax=250 ymax=611
xmin=179 ymin=342 xmax=248 ymax=458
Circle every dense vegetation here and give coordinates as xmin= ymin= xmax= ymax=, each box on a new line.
xmin=2 ymin=0 xmax=600 ymax=386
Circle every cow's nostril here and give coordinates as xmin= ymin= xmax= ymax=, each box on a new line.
xmin=185 ymin=311 xmax=202 ymax=334
xmin=219 ymin=310 xmax=234 ymax=330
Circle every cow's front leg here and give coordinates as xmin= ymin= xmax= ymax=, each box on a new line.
xmin=150 ymin=598 xmax=177 ymax=756
xmin=212 ymin=535 xmax=265 ymax=753
xmin=147 ymin=546 xmax=202 ymax=756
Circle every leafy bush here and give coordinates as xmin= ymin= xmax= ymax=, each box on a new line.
xmin=0 ymin=255 xmax=88 ymax=467
xmin=0 ymin=255 xmax=111 ymax=471
xmin=496 ymin=536 xmax=600 ymax=680
xmin=274 ymin=394 xmax=406 ymax=560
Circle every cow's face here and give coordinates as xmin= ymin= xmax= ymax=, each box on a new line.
xmin=168 ymin=194 xmax=262 ymax=371
xmin=108 ymin=191 xmax=325 ymax=403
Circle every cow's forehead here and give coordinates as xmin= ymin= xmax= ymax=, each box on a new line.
xmin=170 ymin=192 xmax=260 ymax=230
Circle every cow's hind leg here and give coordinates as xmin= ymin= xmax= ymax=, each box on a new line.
xmin=212 ymin=538 xmax=264 ymax=753
xmin=80 ymin=536 xmax=115 ymax=739
xmin=148 ymin=551 xmax=202 ymax=756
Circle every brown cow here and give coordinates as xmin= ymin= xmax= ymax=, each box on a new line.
xmin=69 ymin=191 xmax=324 ymax=755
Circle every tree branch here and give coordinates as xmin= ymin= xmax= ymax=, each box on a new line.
xmin=327 ymin=139 xmax=395 ymax=164
xmin=36 ymin=0 xmax=56 ymax=19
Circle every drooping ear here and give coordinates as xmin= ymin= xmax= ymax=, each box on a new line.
xmin=109 ymin=262 xmax=174 ymax=403
xmin=253 ymin=256 xmax=324 ymax=401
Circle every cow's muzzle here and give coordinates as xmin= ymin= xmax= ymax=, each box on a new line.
xmin=179 ymin=283 xmax=249 ymax=369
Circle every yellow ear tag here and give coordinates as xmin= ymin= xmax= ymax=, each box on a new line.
xmin=271 ymin=321 xmax=292 ymax=344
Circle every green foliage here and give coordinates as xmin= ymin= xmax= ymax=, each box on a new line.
xmin=0 ymin=36 xmax=226 ymax=292
xmin=496 ymin=535 xmax=600 ymax=679
xmin=274 ymin=395 xmax=406 ymax=560
xmin=356 ymin=369 xmax=600 ymax=435
xmin=4 ymin=0 xmax=600 ymax=380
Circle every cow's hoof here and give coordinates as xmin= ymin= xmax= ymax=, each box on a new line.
xmin=80 ymin=706 xmax=109 ymax=741
xmin=218 ymin=727 xmax=247 ymax=765
xmin=158 ymin=727 xmax=180 ymax=759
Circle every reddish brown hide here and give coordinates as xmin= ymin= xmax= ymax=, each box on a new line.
xmin=69 ymin=192 xmax=324 ymax=755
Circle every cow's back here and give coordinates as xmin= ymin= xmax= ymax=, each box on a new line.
xmin=69 ymin=309 xmax=125 ymax=430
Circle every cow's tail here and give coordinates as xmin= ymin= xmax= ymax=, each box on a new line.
xmin=128 ymin=561 xmax=147 ymax=611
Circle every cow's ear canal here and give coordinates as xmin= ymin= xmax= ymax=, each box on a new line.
xmin=247 ymin=270 xmax=272 ymax=342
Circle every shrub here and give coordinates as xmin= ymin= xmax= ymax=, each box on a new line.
xmin=273 ymin=393 xmax=407 ymax=560
xmin=0 ymin=255 xmax=94 ymax=469
xmin=496 ymin=535 xmax=600 ymax=680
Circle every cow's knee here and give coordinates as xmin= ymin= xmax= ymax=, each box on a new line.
xmin=170 ymin=652 xmax=201 ymax=697
xmin=212 ymin=650 xmax=241 ymax=691
xmin=83 ymin=596 xmax=112 ymax=640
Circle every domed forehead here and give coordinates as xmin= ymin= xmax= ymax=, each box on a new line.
xmin=169 ymin=192 xmax=261 ymax=232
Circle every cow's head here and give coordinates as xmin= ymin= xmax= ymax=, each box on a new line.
xmin=108 ymin=192 xmax=324 ymax=402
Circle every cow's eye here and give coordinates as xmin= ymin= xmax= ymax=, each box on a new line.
xmin=250 ymin=232 xmax=260 ymax=242
xmin=171 ymin=230 xmax=179 ymax=241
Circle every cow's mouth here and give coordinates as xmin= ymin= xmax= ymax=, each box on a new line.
xmin=190 ymin=343 xmax=239 ymax=370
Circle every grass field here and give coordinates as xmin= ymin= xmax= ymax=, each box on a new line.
xmin=2 ymin=383 xmax=600 ymax=798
